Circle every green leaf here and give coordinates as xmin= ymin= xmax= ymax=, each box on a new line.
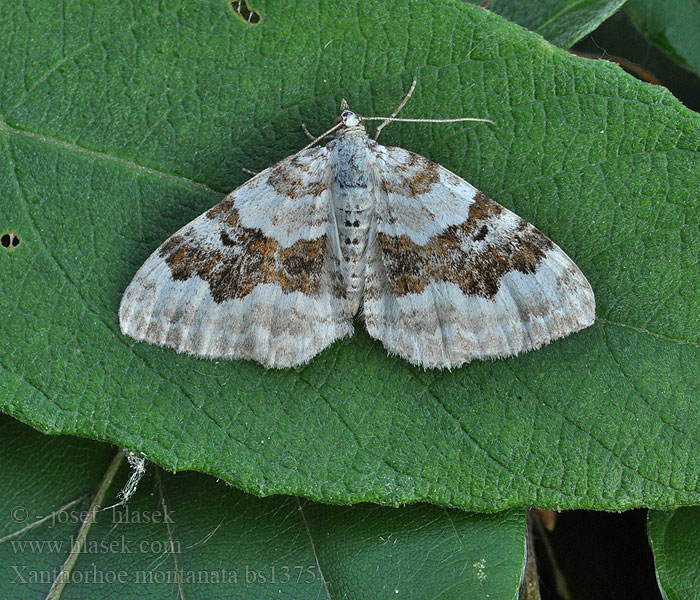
xmin=464 ymin=0 xmax=629 ymax=47
xmin=648 ymin=507 xmax=700 ymax=600
xmin=1 ymin=0 xmax=699 ymax=511
xmin=0 ymin=415 xmax=526 ymax=598
xmin=626 ymin=0 xmax=700 ymax=77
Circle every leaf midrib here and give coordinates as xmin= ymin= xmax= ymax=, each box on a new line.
xmin=0 ymin=118 xmax=224 ymax=199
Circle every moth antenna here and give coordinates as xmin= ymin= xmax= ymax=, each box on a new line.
xmin=290 ymin=121 xmax=344 ymax=160
xmin=364 ymin=116 xmax=495 ymax=126
xmin=301 ymin=123 xmax=317 ymax=141
xmin=373 ymin=75 xmax=418 ymax=140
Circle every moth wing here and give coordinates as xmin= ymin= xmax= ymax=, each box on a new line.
xmin=119 ymin=147 xmax=353 ymax=368
xmin=363 ymin=146 xmax=595 ymax=369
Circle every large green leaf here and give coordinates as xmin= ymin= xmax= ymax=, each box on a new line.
xmin=1 ymin=0 xmax=699 ymax=511
xmin=465 ymin=0 xmax=629 ymax=47
xmin=0 ymin=415 xmax=526 ymax=598
xmin=626 ymin=0 xmax=700 ymax=77
xmin=648 ymin=507 xmax=700 ymax=600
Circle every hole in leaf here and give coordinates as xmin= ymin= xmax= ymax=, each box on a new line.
xmin=1 ymin=232 xmax=20 ymax=249
xmin=230 ymin=1 xmax=260 ymax=25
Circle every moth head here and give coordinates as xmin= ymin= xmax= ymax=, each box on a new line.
xmin=335 ymin=99 xmax=363 ymax=130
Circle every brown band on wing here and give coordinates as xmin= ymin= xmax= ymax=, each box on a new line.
xmin=267 ymin=155 xmax=329 ymax=199
xmin=206 ymin=197 xmax=236 ymax=222
xmin=159 ymin=207 xmax=328 ymax=303
xmin=380 ymin=151 xmax=440 ymax=198
xmin=377 ymin=192 xmax=554 ymax=299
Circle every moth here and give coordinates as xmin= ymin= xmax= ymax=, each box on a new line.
xmin=120 ymin=84 xmax=595 ymax=369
